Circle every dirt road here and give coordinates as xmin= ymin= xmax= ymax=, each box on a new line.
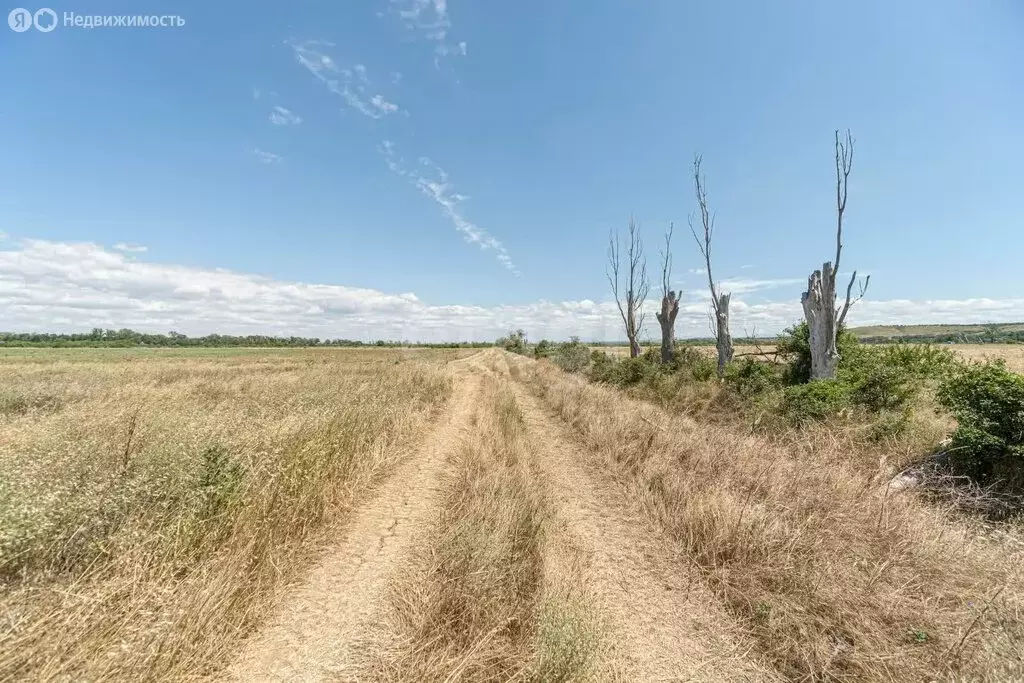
xmin=221 ymin=351 xmax=771 ymax=681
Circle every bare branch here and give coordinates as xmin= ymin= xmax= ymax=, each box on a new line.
xmin=837 ymin=272 xmax=870 ymax=327
xmin=834 ymin=129 xmax=854 ymax=277
xmin=691 ymin=155 xmax=720 ymax=317
xmin=606 ymin=229 xmax=628 ymax=328
xmin=660 ymin=222 xmax=674 ymax=298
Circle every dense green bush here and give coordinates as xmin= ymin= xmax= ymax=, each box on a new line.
xmin=937 ymin=361 xmax=1024 ymax=483
xmin=781 ymin=380 xmax=851 ymax=426
xmin=533 ymin=339 xmax=554 ymax=358
xmin=725 ymin=358 xmax=784 ymax=398
xmin=550 ymin=337 xmax=591 ymax=373
xmin=670 ymin=344 xmax=717 ymax=381
xmin=588 ymin=350 xmax=660 ymax=387
xmin=839 ymin=343 xmax=959 ymax=412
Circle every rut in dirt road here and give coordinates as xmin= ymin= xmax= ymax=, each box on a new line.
xmin=220 ymin=372 xmax=480 ymax=682
xmin=497 ymin=367 xmax=778 ymax=681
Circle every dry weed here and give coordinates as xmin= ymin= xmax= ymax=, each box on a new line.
xmin=515 ymin=356 xmax=1024 ymax=681
xmin=0 ymin=348 xmax=453 ymax=681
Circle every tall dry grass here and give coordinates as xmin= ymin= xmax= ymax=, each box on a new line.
xmin=0 ymin=348 xmax=452 ymax=681
xmin=513 ymin=356 xmax=1024 ymax=681
xmin=376 ymin=378 xmax=603 ymax=682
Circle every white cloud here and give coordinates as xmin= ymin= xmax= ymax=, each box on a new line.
xmin=113 ymin=243 xmax=147 ymax=253
xmin=2 ymin=238 xmax=1023 ymax=342
xmin=740 ymin=264 xmax=754 ymax=269
xmin=689 ymin=267 xmax=707 ymax=275
xmin=291 ymin=42 xmax=401 ymax=119
xmin=714 ymin=277 xmax=805 ymax=296
xmin=252 ymin=148 xmax=282 ymax=164
xmin=370 ymin=94 xmax=399 ymax=115
xmin=389 ymin=0 xmax=466 ymax=63
xmin=269 ymin=105 xmax=303 ymax=125
xmin=380 ymin=142 xmax=518 ymax=274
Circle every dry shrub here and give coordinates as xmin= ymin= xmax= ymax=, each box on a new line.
xmin=377 ymin=379 xmax=601 ymax=682
xmin=515 ymin=358 xmax=1024 ymax=681
xmin=0 ymin=348 xmax=452 ymax=681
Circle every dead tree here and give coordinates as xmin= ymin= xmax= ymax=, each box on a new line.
xmin=800 ymin=129 xmax=870 ymax=380
xmin=689 ymin=155 xmax=733 ymax=377
xmin=608 ymin=218 xmax=649 ymax=358
xmin=655 ymin=224 xmax=680 ymax=363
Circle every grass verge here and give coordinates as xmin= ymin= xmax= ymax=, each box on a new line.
xmin=515 ymin=355 xmax=1024 ymax=681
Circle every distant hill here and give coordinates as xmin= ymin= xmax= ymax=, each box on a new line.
xmin=849 ymin=323 xmax=1024 ymax=344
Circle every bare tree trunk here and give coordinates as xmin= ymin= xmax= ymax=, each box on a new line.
xmin=801 ymin=264 xmax=840 ymax=380
xmin=657 ymin=292 xmax=679 ymax=362
xmin=715 ymin=292 xmax=733 ymax=375
xmin=656 ymin=224 xmax=679 ymax=363
xmin=801 ymin=130 xmax=869 ymax=381
xmin=690 ymin=155 xmax=733 ymax=377
xmin=627 ymin=301 xmax=641 ymax=358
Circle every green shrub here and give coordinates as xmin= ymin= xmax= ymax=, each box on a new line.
xmin=671 ymin=344 xmax=717 ymax=381
xmin=777 ymin=322 xmax=859 ymax=385
xmin=551 ymin=337 xmax=591 ymax=374
xmin=937 ymin=361 xmax=1024 ymax=483
xmin=837 ymin=342 xmax=959 ymax=412
xmin=725 ymin=358 xmax=783 ymax=397
xmin=534 ymin=339 xmax=554 ymax=359
xmin=496 ymin=329 xmax=528 ymax=355
xmin=781 ymin=380 xmax=851 ymax=426
xmin=587 ymin=350 xmax=659 ymax=387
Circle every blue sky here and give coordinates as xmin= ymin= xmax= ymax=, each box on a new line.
xmin=1 ymin=0 xmax=1023 ymax=341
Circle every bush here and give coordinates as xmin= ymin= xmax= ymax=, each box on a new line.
xmin=777 ymin=322 xmax=859 ymax=385
xmin=587 ymin=350 xmax=659 ymax=387
xmin=534 ymin=339 xmax=553 ymax=359
xmin=725 ymin=358 xmax=783 ymax=398
xmin=550 ymin=337 xmax=591 ymax=374
xmin=937 ymin=361 xmax=1024 ymax=484
xmin=670 ymin=344 xmax=717 ymax=381
xmin=496 ymin=329 xmax=528 ymax=355
xmin=836 ymin=343 xmax=959 ymax=412
xmin=781 ymin=380 xmax=851 ymax=426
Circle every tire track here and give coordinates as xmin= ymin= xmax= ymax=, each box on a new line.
xmin=220 ymin=371 xmax=480 ymax=682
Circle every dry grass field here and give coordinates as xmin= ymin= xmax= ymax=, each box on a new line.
xmin=955 ymin=344 xmax=1024 ymax=373
xmin=2 ymin=346 xmax=1022 ymax=681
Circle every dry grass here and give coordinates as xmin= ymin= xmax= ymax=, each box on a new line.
xmin=0 ymin=348 xmax=454 ymax=681
xmin=513 ymin=355 xmax=1024 ymax=681
xmin=954 ymin=344 xmax=1024 ymax=374
xmin=375 ymin=377 xmax=603 ymax=682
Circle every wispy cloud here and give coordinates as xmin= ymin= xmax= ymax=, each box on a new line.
xmin=252 ymin=148 xmax=282 ymax=164
xmin=291 ymin=42 xmax=401 ymax=119
xmin=369 ymin=94 xmax=398 ymax=115
xmin=689 ymin=267 xmax=707 ymax=275
xmin=717 ymin=277 xmax=804 ymax=295
xmin=113 ymin=243 xmax=147 ymax=253
xmin=4 ymin=238 xmax=1023 ymax=342
xmin=740 ymin=264 xmax=754 ymax=269
xmin=269 ymin=105 xmax=303 ymax=125
xmin=380 ymin=141 xmax=518 ymax=274
xmin=388 ymin=0 xmax=466 ymax=64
